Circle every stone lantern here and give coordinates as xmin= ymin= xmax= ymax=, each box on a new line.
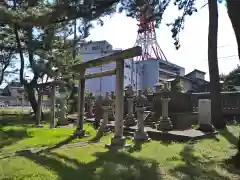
xmin=124 ymin=85 xmax=137 ymax=126
xmin=134 ymin=90 xmax=150 ymax=142
xmin=154 ymin=82 xmax=164 ymax=93
xmin=157 ymin=81 xmax=173 ymax=131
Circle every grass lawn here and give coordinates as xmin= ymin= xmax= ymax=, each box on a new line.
xmin=0 ymin=114 xmax=240 ymax=180
xmin=0 ymin=115 xmax=96 ymax=153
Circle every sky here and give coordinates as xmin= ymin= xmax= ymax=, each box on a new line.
xmin=86 ymin=1 xmax=239 ymax=80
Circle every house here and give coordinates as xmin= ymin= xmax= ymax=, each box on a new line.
xmin=1 ymin=82 xmax=23 ymax=97
xmin=181 ymin=69 xmax=209 ymax=92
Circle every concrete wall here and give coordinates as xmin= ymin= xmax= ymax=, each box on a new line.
xmin=180 ymin=79 xmax=193 ymax=92
xmin=195 ymin=71 xmax=205 ymax=80
xmin=186 ymin=71 xmax=205 ymax=81
xmin=141 ymin=59 xmax=159 ymax=89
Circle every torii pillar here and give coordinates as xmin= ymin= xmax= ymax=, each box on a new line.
xmin=106 ymin=60 xmax=127 ymax=148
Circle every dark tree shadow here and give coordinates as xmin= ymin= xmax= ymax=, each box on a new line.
xmin=17 ymin=149 xmax=162 ymax=180
xmin=127 ymin=141 xmax=144 ymax=153
xmin=219 ymin=127 xmax=238 ymax=147
xmin=169 ymin=143 xmax=235 ymax=180
xmin=0 ymin=128 xmax=32 ymax=149
xmin=0 ymin=115 xmax=37 ymax=128
xmin=38 ymin=135 xmax=76 ymax=153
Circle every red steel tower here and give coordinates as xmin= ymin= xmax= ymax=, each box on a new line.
xmin=134 ymin=1 xmax=167 ymax=61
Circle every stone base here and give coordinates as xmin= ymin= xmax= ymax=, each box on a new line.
xmin=58 ymin=118 xmax=70 ymax=126
xmin=34 ymin=124 xmax=44 ymax=128
xmin=49 ymin=123 xmax=56 ymax=129
xmin=105 ymin=136 xmax=131 ymax=149
xmin=73 ymin=128 xmax=86 ymax=138
xmin=86 ymin=112 xmax=94 ymax=119
xmin=133 ymin=130 xmax=151 ymax=142
xmin=198 ymin=123 xmax=215 ymax=133
xmin=158 ymin=117 xmax=173 ymax=131
xmin=124 ymin=116 xmax=137 ymax=127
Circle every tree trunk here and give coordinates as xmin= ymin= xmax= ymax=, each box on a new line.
xmin=208 ymin=0 xmax=226 ymax=129
xmin=226 ymin=0 xmax=240 ymax=60
xmin=25 ymin=85 xmax=44 ymax=120
xmin=226 ymin=0 xmax=240 ymax=157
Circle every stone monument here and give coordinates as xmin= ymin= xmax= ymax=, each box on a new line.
xmin=124 ymin=85 xmax=137 ymax=126
xmin=95 ymin=105 xmax=112 ymax=140
xmin=110 ymin=91 xmax=116 ymax=121
xmin=86 ymin=92 xmax=95 ymax=118
xmin=134 ymin=90 xmax=150 ymax=141
xmin=158 ymin=82 xmax=173 ymax=131
xmin=198 ymin=99 xmax=215 ymax=132
xmin=94 ymin=95 xmax=103 ymax=129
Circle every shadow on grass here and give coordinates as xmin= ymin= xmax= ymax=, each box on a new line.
xmin=0 ymin=128 xmax=32 ymax=149
xmin=127 ymin=142 xmax=144 ymax=153
xmin=17 ymin=149 xmax=162 ymax=180
xmin=219 ymin=127 xmax=239 ymax=147
xmin=39 ymin=135 xmax=76 ymax=153
xmin=169 ymin=143 xmax=234 ymax=180
xmin=0 ymin=115 xmax=35 ymax=128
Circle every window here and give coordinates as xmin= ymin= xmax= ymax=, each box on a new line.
xmin=92 ymin=46 xmax=97 ymax=50
xmin=124 ymin=62 xmax=131 ymax=69
xmin=92 ymin=45 xmax=100 ymax=50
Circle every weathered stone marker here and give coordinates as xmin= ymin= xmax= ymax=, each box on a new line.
xmin=134 ymin=107 xmax=150 ymax=141
xmin=198 ymin=99 xmax=214 ymax=132
xmin=124 ymin=85 xmax=136 ymax=126
xmin=95 ymin=105 xmax=112 ymax=140
xmin=94 ymin=95 xmax=103 ymax=129
xmin=86 ymin=92 xmax=94 ymax=118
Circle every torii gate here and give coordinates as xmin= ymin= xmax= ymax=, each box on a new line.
xmin=71 ymin=46 xmax=142 ymax=148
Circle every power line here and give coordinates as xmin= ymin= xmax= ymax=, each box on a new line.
xmin=201 ymin=54 xmax=239 ymax=61
xmin=217 ymin=44 xmax=235 ymax=48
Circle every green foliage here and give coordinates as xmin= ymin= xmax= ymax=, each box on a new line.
xmin=118 ymin=0 xmax=171 ymax=28
xmin=221 ymin=66 xmax=240 ymax=91
xmin=170 ymin=76 xmax=183 ymax=92
xmin=167 ymin=0 xmax=198 ymax=49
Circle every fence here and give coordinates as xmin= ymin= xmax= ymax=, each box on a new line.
xmin=147 ymin=91 xmax=240 ymax=116
xmin=191 ymin=92 xmax=240 ymax=115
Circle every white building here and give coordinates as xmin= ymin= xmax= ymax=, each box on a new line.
xmin=77 ymin=40 xmax=134 ymax=95
xmin=77 ymin=40 xmax=190 ymax=94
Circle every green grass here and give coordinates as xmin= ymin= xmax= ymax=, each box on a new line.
xmin=0 ymin=114 xmax=240 ymax=180
xmin=0 ymin=115 xmax=96 ymax=153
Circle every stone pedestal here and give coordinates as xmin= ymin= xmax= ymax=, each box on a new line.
xmin=134 ymin=107 xmax=150 ymax=142
xmin=124 ymin=97 xmax=136 ymax=126
xmin=158 ymin=98 xmax=173 ymax=131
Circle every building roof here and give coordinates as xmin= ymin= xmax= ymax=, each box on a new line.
xmin=78 ymin=40 xmax=111 ymax=45
xmin=185 ymin=69 xmax=206 ymax=77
